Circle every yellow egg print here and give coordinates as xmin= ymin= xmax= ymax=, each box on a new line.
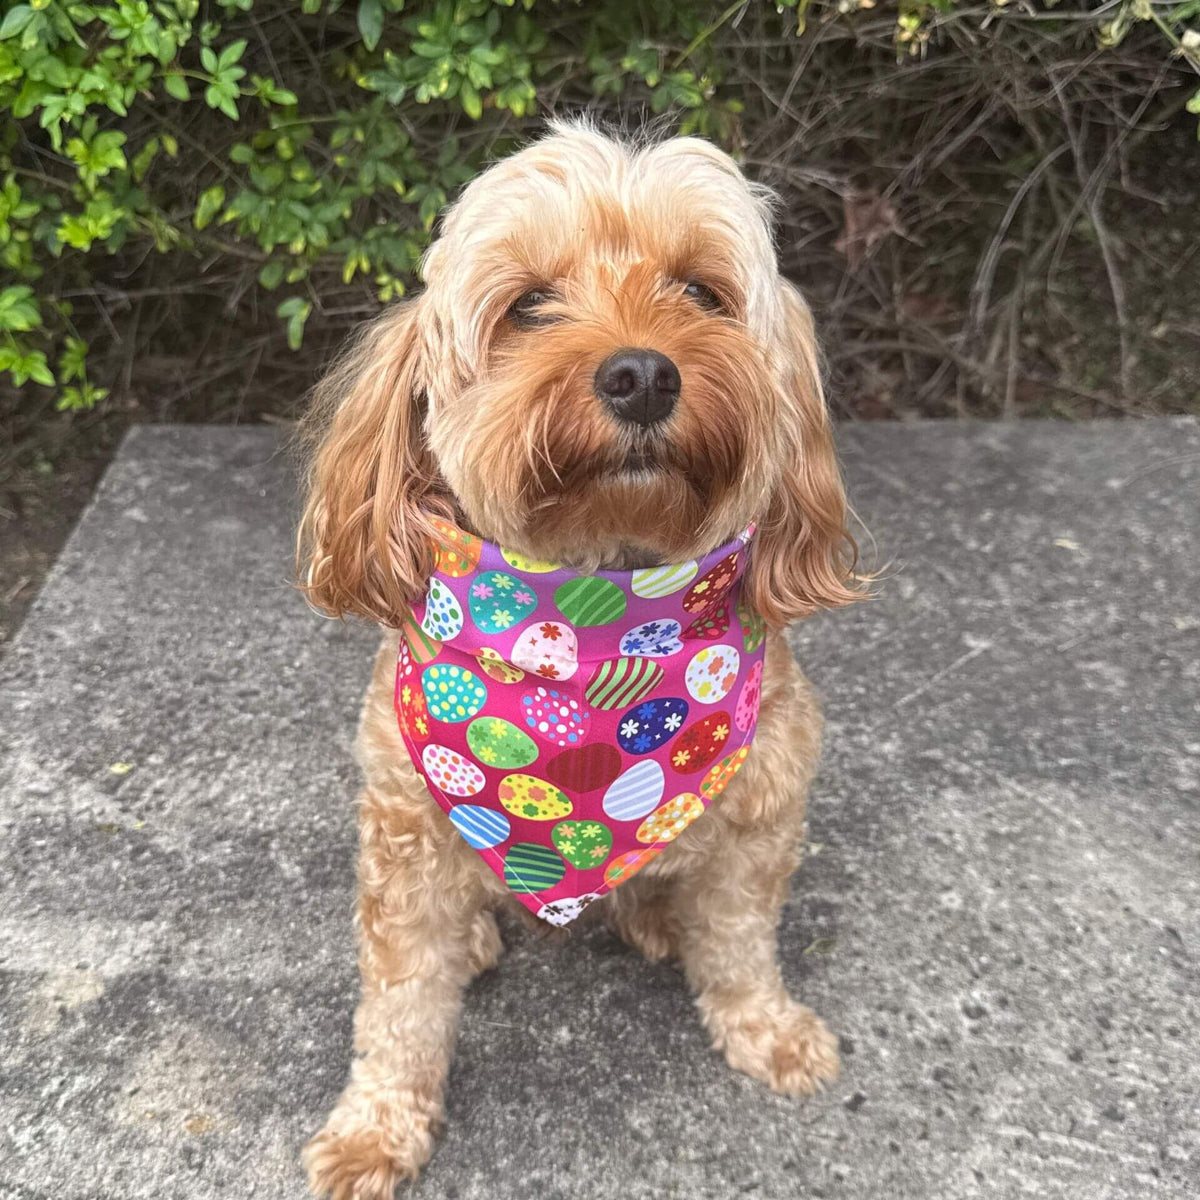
xmin=700 ymin=746 xmax=751 ymax=799
xmin=475 ymin=646 xmax=525 ymax=684
xmin=501 ymin=547 xmax=561 ymax=573
xmin=497 ymin=774 xmax=573 ymax=821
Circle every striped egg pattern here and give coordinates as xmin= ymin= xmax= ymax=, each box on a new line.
xmin=449 ymin=804 xmax=510 ymax=850
xmin=504 ymin=843 xmax=566 ymax=894
xmin=602 ymin=759 xmax=665 ymax=822
xmin=554 ymin=576 xmax=628 ymax=627
xmin=585 ymin=657 xmax=663 ymax=710
xmin=631 ymin=560 xmax=698 ymax=599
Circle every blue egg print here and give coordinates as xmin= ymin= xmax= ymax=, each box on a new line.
xmin=619 ymin=619 xmax=684 ymax=658
xmin=448 ymin=804 xmax=511 ymax=850
xmin=603 ymin=759 xmax=665 ymax=822
xmin=469 ymin=571 xmax=538 ymax=634
xmin=616 ymin=697 xmax=689 ymax=755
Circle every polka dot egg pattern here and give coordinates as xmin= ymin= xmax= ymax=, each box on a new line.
xmin=421 ymin=576 xmax=463 ymax=641
xmin=511 ymin=621 xmax=579 ymax=681
xmin=684 ymin=644 xmax=741 ymax=704
xmin=700 ymin=746 xmax=751 ymax=799
xmin=468 ymin=571 xmax=538 ymax=634
xmin=501 ymin=548 xmax=561 ymax=573
xmin=421 ymin=664 xmax=488 ymax=724
xmin=430 ymin=518 xmax=482 ymax=577
xmin=521 ymin=686 xmax=590 ymax=748
xmin=421 ymin=744 xmax=486 ymax=797
xmin=497 ymin=774 xmax=573 ymax=822
xmin=636 ymin=793 xmax=705 ymax=844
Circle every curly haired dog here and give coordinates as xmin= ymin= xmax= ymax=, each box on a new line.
xmin=297 ymin=120 xmax=862 ymax=1199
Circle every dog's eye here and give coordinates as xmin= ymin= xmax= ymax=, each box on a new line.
xmin=682 ymin=281 xmax=722 ymax=312
xmin=506 ymin=288 xmax=556 ymax=329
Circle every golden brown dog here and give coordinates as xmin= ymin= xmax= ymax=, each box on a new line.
xmin=297 ymin=120 xmax=862 ymax=1199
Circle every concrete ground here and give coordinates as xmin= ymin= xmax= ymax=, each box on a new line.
xmin=1 ymin=421 xmax=1197 ymax=1200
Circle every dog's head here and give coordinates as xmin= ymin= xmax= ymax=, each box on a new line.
xmin=300 ymin=121 xmax=862 ymax=629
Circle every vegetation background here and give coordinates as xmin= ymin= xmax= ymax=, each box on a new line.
xmin=2 ymin=0 xmax=1199 ymax=644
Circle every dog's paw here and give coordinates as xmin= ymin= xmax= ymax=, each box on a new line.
xmin=304 ymin=1092 xmax=437 ymax=1199
xmin=719 ymin=1002 xmax=840 ymax=1097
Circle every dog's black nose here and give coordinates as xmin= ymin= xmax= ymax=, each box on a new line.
xmin=595 ymin=348 xmax=680 ymax=428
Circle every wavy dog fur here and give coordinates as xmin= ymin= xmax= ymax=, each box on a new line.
xmin=298 ymin=119 xmax=864 ymax=1200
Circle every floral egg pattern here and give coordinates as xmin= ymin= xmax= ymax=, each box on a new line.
xmin=735 ymin=660 xmax=764 ymax=732
xmin=684 ymin=645 xmax=741 ymax=704
xmin=616 ymin=697 xmax=689 ymax=755
xmin=521 ymin=686 xmax=590 ymax=748
xmin=498 ymin=774 xmax=573 ymax=822
xmin=468 ymin=571 xmax=538 ymax=634
xmin=552 ymin=819 xmax=613 ymax=870
xmin=466 ymin=716 xmax=538 ymax=769
xmin=396 ymin=521 xmax=765 ymax=926
xmin=682 ymin=551 xmax=740 ymax=616
xmin=511 ymin=620 xmax=579 ymax=681
xmin=668 ymin=711 xmax=731 ymax=774
xmin=619 ymin=619 xmax=684 ymax=658
xmin=422 ymin=745 xmax=486 ymax=797
xmin=475 ymin=645 xmax=525 ymax=684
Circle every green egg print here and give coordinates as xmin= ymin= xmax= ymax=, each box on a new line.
xmin=469 ymin=571 xmax=538 ymax=634
xmin=503 ymin=843 xmax=566 ymax=894
xmin=736 ymin=596 xmax=766 ymax=653
xmin=554 ymin=576 xmax=628 ymax=627
xmin=551 ymin=819 xmax=613 ymax=870
xmin=466 ymin=716 xmax=539 ymax=769
xmin=421 ymin=664 xmax=488 ymax=724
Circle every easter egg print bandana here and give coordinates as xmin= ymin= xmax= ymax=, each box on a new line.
xmin=394 ymin=518 xmax=769 ymax=927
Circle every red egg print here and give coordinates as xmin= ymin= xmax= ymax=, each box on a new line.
xmin=544 ymin=743 xmax=623 ymax=794
xmin=668 ymin=711 xmax=732 ymax=774
xmin=396 ymin=680 xmax=430 ymax=742
xmin=682 ymin=551 xmax=740 ymax=615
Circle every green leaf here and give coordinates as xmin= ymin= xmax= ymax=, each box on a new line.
xmin=276 ymin=296 xmax=311 ymax=350
xmin=1188 ymin=88 xmax=1200 ymax=116
xmin=0 ymin=285 xmax=42 ymax=332
xmin=460 ymin=80 xmax=481 ymax=120
xmin=200 ymin=46 xmax=217 ymax=73
xmin=258 ymin=259 xmax=285 ymax=289
xmin=357 ymin=0 xmax=384 ymax=50
xmin=164 ymin=72 xmax=190 ymax=101
xmin=217 ymin=39 xmax=247 ymax=71
xmin=0 ymin=5 xmax=34 ymax=39
xmin=194 ymin=184 xmax=225 ymax=230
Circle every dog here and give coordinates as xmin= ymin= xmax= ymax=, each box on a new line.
xmin=297 ymin=119 xmax=862 ymax=1199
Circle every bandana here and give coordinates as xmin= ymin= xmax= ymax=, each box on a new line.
xmin=394 ymin=520 xmax=768 ymax=926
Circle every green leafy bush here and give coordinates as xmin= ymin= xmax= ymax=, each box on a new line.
xmin=1 ymin=0 xmax=1198 ymax=413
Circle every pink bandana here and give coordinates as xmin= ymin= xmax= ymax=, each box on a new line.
xmin=394 ymin=521 xmax=767 ymax=926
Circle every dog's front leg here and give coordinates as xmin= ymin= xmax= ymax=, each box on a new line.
xmin=305 ymin=784 xmax=500 ymax=1199
xmin=673 ymin=830 xmax=839 ymax=1098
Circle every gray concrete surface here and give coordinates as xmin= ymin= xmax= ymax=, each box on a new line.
xmin=1 ymin=421 xmax=1198 ymax=1200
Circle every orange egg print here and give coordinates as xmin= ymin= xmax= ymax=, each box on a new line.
xmin=635 ymin=793 xmax=705 ymax=844
xmin=700 ymin=746 xmax=751 ymax=799
xmin=430 ymin=517 xmax=483 ymax=578
xmin=603 ymin=846 xmax=663 ymax=888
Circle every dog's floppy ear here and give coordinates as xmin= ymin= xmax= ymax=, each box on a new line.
xmin=297 ymin=299 xmax=450 ymax=627
xmin=745 ymin=281 xmax=864 ymax=629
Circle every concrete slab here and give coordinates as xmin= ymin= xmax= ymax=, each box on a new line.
xmin=1 ymin=420 xmax=1197 ymax=1200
